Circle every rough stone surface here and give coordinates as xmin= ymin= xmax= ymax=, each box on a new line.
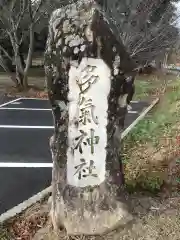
xmin=44 ymin=0 xmax=137 ymax=235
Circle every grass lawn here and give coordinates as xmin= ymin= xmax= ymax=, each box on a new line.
xmin=123 ymin=73 xmax=180 ymax=193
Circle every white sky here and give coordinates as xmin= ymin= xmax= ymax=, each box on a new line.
xmin=173 ymin=2 xmax=180 ymax=27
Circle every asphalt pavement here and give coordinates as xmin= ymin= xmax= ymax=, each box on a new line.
xmin=124 ymin=101 xmax=150 ymax=129
xmin=0 ymin=97 xmax=151 ymax=215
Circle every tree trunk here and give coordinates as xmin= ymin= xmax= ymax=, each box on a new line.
xmin=15 ymin=54 xmax=25 ymax=86
xmin=45 ymin=0 xmax=137 ymax=236
xmin=8 ymin=32 xmax=26 ymax=88
xmin=23 ymin=25 xmax=34 ymax=89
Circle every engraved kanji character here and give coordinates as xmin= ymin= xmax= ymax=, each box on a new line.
xmin=74 ymin=158 xmax=86 ymax=180
xmin=82 ymin=65 xmax=97 ymax=76
xmin=76 ymin=65 xmax=99 ymax=94
xmin=72 ymin=129 xmax=87 ymax=154
xmin=74 ymin=159 xmax=98 ymax=180
xmin=79 ymin=97 xmax=98 ymax=125
xmin=82 ymin=160 xmax=98 ymax=178
xmin=77 ymin=75 xmax=99 ymax=94
xmin=87 ymin=128 xmax=100 ymax=154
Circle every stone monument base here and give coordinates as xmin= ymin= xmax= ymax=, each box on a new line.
xmin=50 ymin=183 xmax=133 ymax=235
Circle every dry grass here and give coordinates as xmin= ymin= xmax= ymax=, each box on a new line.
xmin=0 ymin=196 xmax=50 ymax=240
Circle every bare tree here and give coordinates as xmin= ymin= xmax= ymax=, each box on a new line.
xmin=103 ymin=0 xmax=180 ymax=67
xmin=128 ymin=3 xmax=179 ymax=67
xmin=0 ymin=0 xmax=57 ymax=89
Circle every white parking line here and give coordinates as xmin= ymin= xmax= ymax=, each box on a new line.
xmin=0 ymin=125 xmax=54 ymax=129
xmin=21 ymin=97 xmax=48 ymax=100
xmin=130 ymin=100 xmax=139 ymax=103
xmin=0 ymin=162 xmax=53 ymax=168
xmin=0 ymin=97 xmax=22 ymax=107
xmin=0 ymin=107 xmax=52 ymax=111
xmin=128 ymin=110 xmax=138 ymax=114
xmin=10 ymin=102 xmax=22 ymax=105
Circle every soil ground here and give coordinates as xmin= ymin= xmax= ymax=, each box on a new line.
xmin=1 ymin=192 xmax=180 ymax=240
xmin=0 ymin=70 xmax=180 ymax=239
xmin=0 ymin=65 xmax=47 ymax=99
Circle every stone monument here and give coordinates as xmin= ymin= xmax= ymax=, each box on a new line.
xmin=45 ymin=0 xmax=137 ymax=235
